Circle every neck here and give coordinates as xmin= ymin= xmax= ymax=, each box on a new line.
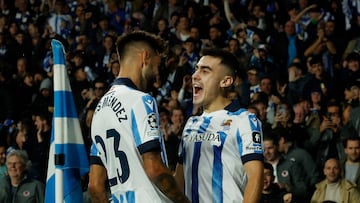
xmin=327 ymin=179 xmax=340 ymax=185
xmin=119 ymin=66 xmax=141 ymax=90
xmin=10 ymin=176 xmax=24 ymax=187
xmin=267 ymin=157 xmax=280 ymax=165
xmin=346 ymin=159 xmax=360 ymax=164
xmin=284 ymin=143 xmax=291 ymax=154
xmin=203 ymin=97 xmax=232 ymax=113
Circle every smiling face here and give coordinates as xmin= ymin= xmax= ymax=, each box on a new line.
xmin=192 ymin=56 xmax=230 ymax=111
xmin=264 ymin=140 xmax=280 ymax=162
xmin=323 ymin=158 xmax=340 ymax=183
xmin=263 ymin=167 xmax=274 ymax=191
xmin=6 ymin=155 xmax=26 ymax=180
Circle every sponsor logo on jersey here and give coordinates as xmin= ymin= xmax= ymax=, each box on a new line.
xmin=250 ymin=114 xmax=259 ymax=128
xmin=250 ymin=131 xmax=263 ymax=153
xmin=146 ymin=129 xmax=160 ymax=138
xmin=252 ymin=131 xmax=261 ymax=144
xmin=183 ymin=132 xmax=221 ymax=146
xmin=147 ymin=113 xmax=159 ymax=129
xmin=246 ymin=145 xmax=263 ymax=151
xmin=145 ymin=97 xmax=154 ymax=111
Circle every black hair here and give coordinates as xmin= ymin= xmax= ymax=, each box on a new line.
xmin=343 ymin=136 xmax=360 ymax=148
xmin=93 ymin=77 xmax=109 ymax=90
xmin=200 ymin=48 xmax=240 ymax=80
xmin=288 ymin=62 xmax=305 ymax=73
xmin=116 ymin=31 xmax=168 ymax=60
xmin=309 ymin=55 xmax=323 ymax=66
xmin=264 ymin=162 xmax=274 ymax=173
xmin=346 ymin=52 xmax=360 ymax=62
xmin=273 ymin=127 xmax=294 ymax=144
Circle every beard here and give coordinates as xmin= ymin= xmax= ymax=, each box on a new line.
xmin=142 ymin=66 xmax=158 ymax=93
xmin=144 ymin=75 xmax=157 ymax=92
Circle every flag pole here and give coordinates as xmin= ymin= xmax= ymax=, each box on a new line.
xmin=52 ymin=39 xmax=66 ymax=203
xmin=45 ymin=39 xmax=89 ymax=203
xmin=55 ymin=169 xmax=64 ymax=203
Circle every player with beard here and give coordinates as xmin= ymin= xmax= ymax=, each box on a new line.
xmin=88 ymin=31 xmax=189 ymax=203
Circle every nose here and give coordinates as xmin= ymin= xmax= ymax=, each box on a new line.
xmin=192 ymin=70 xmax=200 ymax=81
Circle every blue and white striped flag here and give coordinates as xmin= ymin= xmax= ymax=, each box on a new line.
xmin=45 ymin=39 xmax=89 ymax=203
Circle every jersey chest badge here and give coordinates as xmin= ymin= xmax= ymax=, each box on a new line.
xmin=221 ymin=119 xmax=232 ymax=131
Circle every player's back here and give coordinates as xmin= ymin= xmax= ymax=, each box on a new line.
xmin=91 ymin=82 xmax=171 ymax=203
xmin=179 ymin=109 xmax=263 ymax=203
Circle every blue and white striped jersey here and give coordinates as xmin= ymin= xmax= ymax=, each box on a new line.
xmin=178 ymin=108 xmax=264 ymax=203
xmin=90 ymin=78 xmax=171 ymax=203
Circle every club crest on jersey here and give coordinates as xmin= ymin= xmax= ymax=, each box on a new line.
xmin=221 ymin=119 xmax=232 ymax=130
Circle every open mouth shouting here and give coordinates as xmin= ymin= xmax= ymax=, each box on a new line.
xmin=193 ymin=83 xmax=203 ymax=98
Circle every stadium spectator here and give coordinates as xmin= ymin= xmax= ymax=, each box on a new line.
xmin=315 ymin=100 xmax=348 ymax=169
xmin=263 ymin=134 xmax=308 ymax=202
xmin=0 ymin=149 xmax=45 ymax=203
xmin=260 ymin=162 xmax=291 ymax=203
xmin=340 ymin=136 xmax=360 ymax=191
xmin=0 ymin=143 xmax=7 ymax=177
xmin=275 ymin=127 xmax=320 ymax=194
xmin=311 ymin=158 xmax=360 ymax=203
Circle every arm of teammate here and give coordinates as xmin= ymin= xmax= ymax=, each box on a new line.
xmin=142 ymin=151 xmax=189 ymax=203
xmin=173 ymin=163 xmax=185 ymax=193
xmin=243 ymin=160 xmax=264 ymax=203
xmin=88 ymin=164 xmax=109 ymax=203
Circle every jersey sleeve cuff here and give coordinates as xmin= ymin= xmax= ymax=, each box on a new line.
xmin=90 ymin=155 xmax=104 ymax=166
xmin=241 ymin=153 xmax=264 ymax=164
xmin=137 ymin=139 xmax=161 ymax=154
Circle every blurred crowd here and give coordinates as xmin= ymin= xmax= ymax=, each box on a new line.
xmin=0 ymin=0 xmax=359 ymax=202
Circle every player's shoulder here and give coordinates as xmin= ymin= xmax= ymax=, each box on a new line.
xmin=109 ymin=85 xmax=154 ymax=100
xmin=227 ymin=108 xmax=252 ymax=117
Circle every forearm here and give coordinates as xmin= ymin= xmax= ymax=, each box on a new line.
xmin=304 ymin=39 xmax=322 ymax=57
xmin=325 ymin=41 xmax=337 ymax=54
xmin=243 ymin=160 xmax=263 ymax=203
xmin=243 ymin=178 xmax=262 ymax=203
xmin=174 ymin=163 xmax=185 ymax=193
xmin=144 ymin=152 xmax=189 ymax=203
xmin=89 ymin=189 xmax=108 ymax=203
xmin=152 ymin=172 xmax=189 ymax=203
xmin=88 ymin=165 xmax=109 ymax=203
xmin=223 ymin=0 xmax=239 ymax=29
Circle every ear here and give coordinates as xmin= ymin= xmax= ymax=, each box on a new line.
xmin=140 ymin=49 xmax=150 ymax=66
xmin=220 ymin=76 xmax=234 ymax=88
